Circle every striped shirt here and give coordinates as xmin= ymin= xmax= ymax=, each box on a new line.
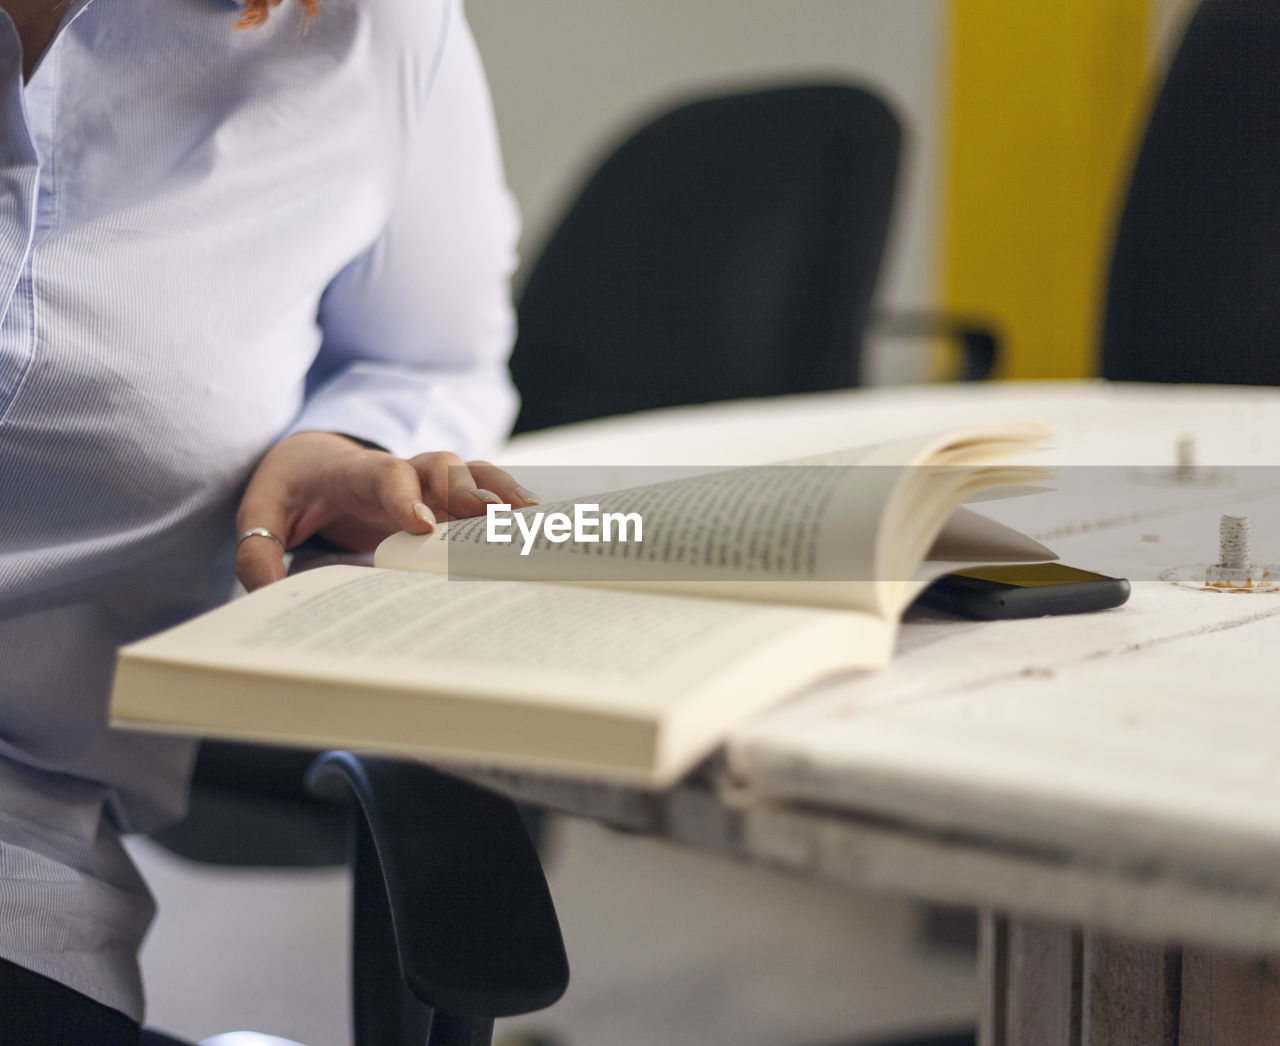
xmin=0 ymin=0 xmax=518 ymax=1018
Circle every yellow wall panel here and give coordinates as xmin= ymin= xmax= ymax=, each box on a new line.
xmin=943 ymin=0 xmax=1154 ymax=378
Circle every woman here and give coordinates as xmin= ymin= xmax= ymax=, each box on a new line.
xmin=0 ymin=0 xmax=529 ymax=1038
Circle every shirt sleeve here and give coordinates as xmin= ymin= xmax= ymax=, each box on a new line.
xmin=283 ymin=0 xmax=521 ymax=461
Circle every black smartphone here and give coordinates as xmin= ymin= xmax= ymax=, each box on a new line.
xmin=913 ymin=563 xmax=1130 ymax=620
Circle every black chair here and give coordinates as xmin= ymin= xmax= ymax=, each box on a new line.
xmin=1101 ymin=0 xmax=1280 ymax=384
xmin=150 ymin=740 xmax=348 ymax=868
xmin=143 ymin=752 xmax=569 ymax=1046
xmin=510 ymin=81 xmax=983 ymax=434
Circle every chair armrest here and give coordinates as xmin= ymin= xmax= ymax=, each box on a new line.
xmin=306 ymin=753 xmax=569 ymax=1027
xmin=870 ymin=310 xmax=1001 ymax=382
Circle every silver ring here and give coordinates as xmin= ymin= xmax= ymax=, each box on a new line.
xmin=237 ymin=527 xmax=286 ymax=553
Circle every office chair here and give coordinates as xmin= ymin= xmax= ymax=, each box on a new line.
xmin=510 ymin=81 xmax=994 ymax=435
xmin=1101 ymin=0 xmax=1280 ymax=384
xmin=142 ymin=752 xmax=569 ymax=1046
xmin=150 ymin=740 xmax=349 ymax=867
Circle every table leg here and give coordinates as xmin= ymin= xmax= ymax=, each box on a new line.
xmin=979 ymin=912 xmax=1280 ymax=1045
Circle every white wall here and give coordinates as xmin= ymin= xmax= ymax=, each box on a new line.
xmin=467 ymin=0 xmax=943 ymax=383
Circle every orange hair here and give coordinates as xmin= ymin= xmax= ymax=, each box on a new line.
xmin=234 ymin=0 xmax=318 ymax=29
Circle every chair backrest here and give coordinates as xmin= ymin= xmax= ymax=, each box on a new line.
xmin=1101 ymin=0 xmax=1280 ymax=385
xmin=510 ymin=82 xmax=901 ymax=433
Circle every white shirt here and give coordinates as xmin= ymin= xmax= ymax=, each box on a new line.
xmin=0 ymin=0 xmax=518 ymax=1018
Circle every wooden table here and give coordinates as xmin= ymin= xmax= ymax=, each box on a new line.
xmin=489 ymin=380 xmax=1280 ymax=1046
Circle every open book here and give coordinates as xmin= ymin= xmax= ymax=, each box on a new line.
xmin=110 ymin=424 xmax=1054 ymax=787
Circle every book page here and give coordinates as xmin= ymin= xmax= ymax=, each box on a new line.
xmin=377 ymin=423 xmax=1052 ymax=616
xmin=116 ymin=566 xmax=869 ymax=719
xmin=112 ymin=565 xmax=887 ymax=784
xmin=383 ymin=463 xmax=887 ymax=607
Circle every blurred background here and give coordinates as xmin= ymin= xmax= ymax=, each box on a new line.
xmin=131 ymin=2 xmax=1214 ymax=1044
xmin=472 ymin=0 xmax=1197 ymax=386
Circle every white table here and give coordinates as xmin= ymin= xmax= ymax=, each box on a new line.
xmin=489 ymin=380 xmax=1280 ymax=1046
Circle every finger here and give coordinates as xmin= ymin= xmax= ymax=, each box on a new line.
xmin=411 ymin=451 xmax=499 ymax=519
xmin=234 ymin=504 xmax=290 ymax=592
xmin=364 ymin=454 xmax=437 ymax=535
xmin=466 ymin=461 xmax=540 ymax=507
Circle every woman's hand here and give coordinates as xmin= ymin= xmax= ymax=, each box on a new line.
xmin=235 ymin=431 xmax=537 ymax=591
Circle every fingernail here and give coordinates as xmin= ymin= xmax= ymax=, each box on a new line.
xmin=471 ymin=488 xmax=503 ymax=505
xmin=516 ymin=486 xmax=541 ymax=506
xmin=412 ymin=501 xmax=436 ymax=528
